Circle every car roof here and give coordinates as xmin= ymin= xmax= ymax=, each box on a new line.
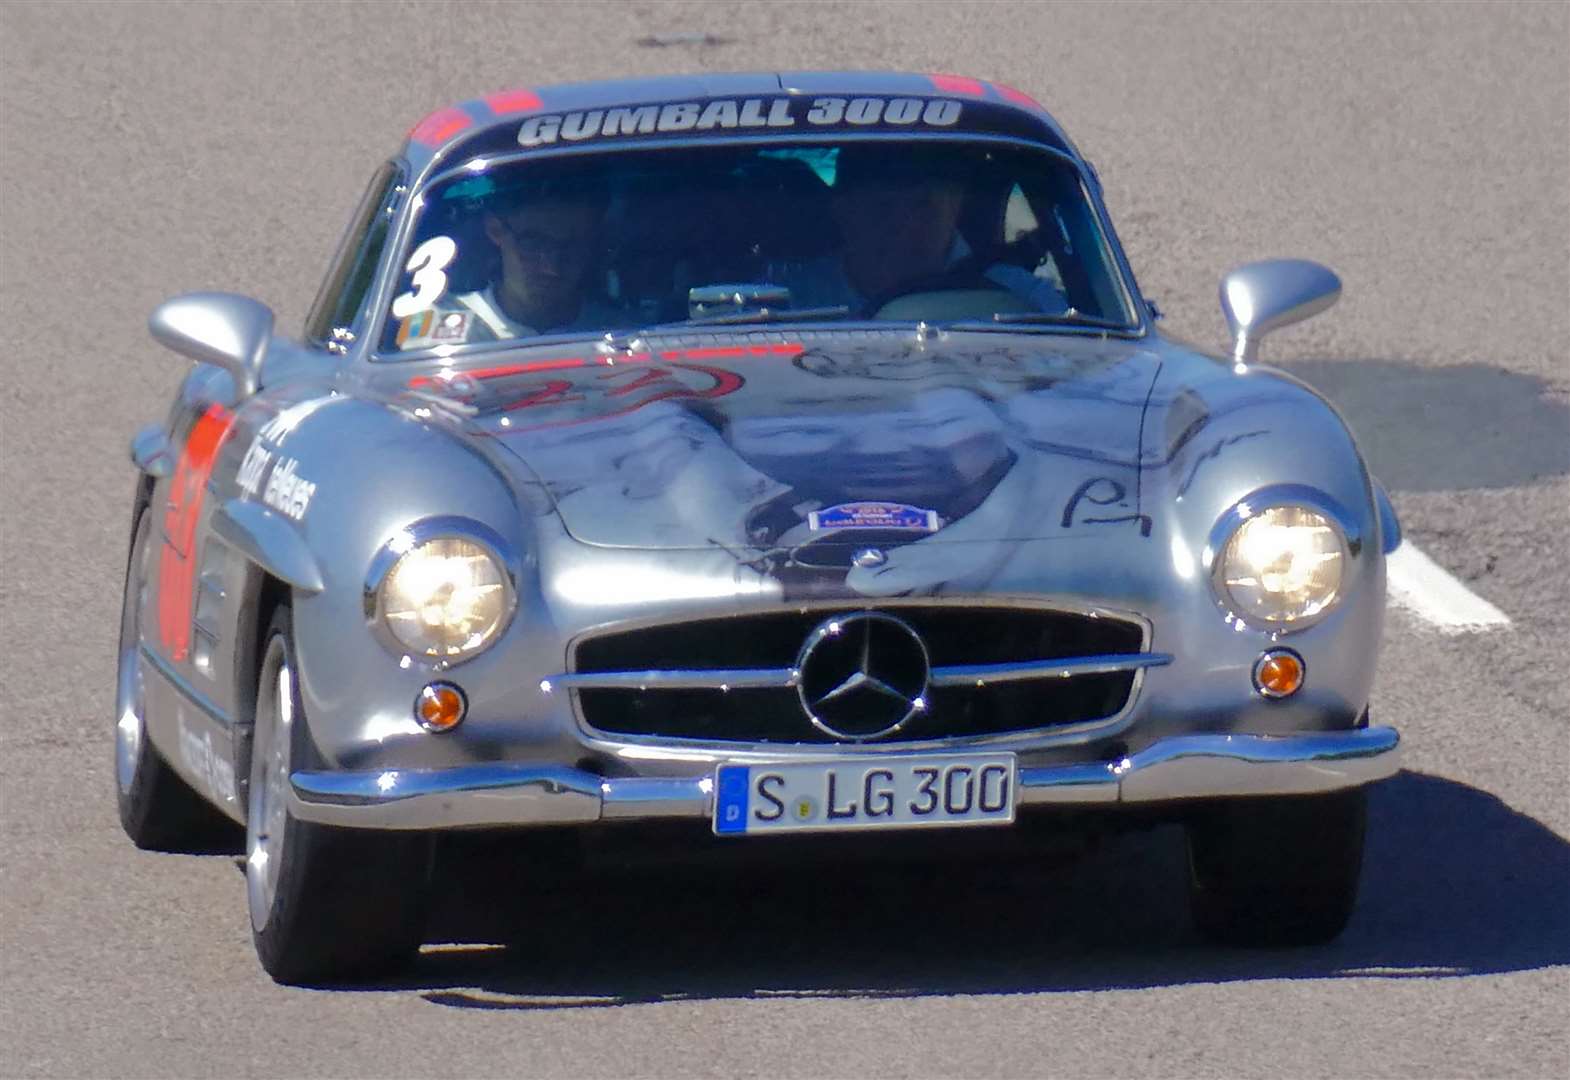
xmin=402 ymin=71 xmax=1080 ymax=175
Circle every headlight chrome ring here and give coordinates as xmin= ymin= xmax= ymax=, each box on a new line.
xmin=1206 ymin=485 xmax=1361 ymax=632
xmin=364 ymin=516 xmax=520 ymax=667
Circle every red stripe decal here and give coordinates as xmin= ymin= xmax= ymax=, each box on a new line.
xmin=157 ymin=403 xmax=236 ymax=662
xmin=409 ymin=106 xmax=472 ymax=147
xmin=500 ymin=379 xmax=584 ymax=412
xmin=407 ymin=343 xmax=799 ymax=391
xmin=991 ymin=82 xmax=1045 ymax=111
xmin=928 ymin=74 xmax=987 ymax=98
xmin=484 ymin=88 xmax=543 ymax=115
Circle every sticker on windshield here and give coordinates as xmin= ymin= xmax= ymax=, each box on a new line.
xmin=390 ymin=235 xmax=457 ymax=319
xmin=432 ymin=311 xmax=471 ymax=341
xmin=518 ymin=97 xmax=962 ymax=147
xmin=808 ymin=502 xmax=942 ymax=532
xmin=395 ymin=310 xmax=437 ymax=348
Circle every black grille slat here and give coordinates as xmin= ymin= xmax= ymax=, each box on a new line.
xmin=572 ymin=606 xmax=1144 ymax=744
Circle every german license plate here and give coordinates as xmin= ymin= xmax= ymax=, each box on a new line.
xmin=713 ymin=753 xmax=1016 ymax=836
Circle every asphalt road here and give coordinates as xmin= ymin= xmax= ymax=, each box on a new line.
xmin=2 ymin=2 xmax=1567 ymax=1077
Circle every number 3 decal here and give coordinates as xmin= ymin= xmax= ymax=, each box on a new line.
xmin=390 ymin=235 xmax=457 ymax=319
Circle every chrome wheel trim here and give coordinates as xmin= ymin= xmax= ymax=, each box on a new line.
xmin=246 ymin=638 xmax=294 ymax=933
xmin=115 ymin=514 xmax=152 ymax=795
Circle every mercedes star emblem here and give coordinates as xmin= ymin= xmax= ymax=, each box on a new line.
xmin=852 ymin=547 xmax=887 ymax=568
xmin=795 ymin=612 xmax=930 ymax=740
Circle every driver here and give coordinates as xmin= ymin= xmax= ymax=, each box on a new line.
xmin=400 ymin=182 xmax=620 ymax=348
xmin=833 ymin=147 xmax=969 ymax=306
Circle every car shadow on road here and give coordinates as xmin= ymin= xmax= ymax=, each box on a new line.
xmin=358 ymin=770 xmax=1568 ymax=1009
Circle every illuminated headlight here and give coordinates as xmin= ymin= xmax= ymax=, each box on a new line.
xmin=378 ymin=536 xmax=512 ymax=659
xmin=1215 ymin=505 xmax=1348 ymax=626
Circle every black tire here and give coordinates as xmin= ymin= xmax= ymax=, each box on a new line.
xmin=1185 ymin=788 xmax=1367 ymax=947
xmin=115 ymin=498 xmax=234 ymax=850
xmin=246 ymin=603 xmax=433 ymax=985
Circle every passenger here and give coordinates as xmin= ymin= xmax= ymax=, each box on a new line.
xmin=789 ymin=145 xmax=1070 ymax=317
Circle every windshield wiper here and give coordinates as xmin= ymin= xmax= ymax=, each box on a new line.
xmin=978 ymin=310 xmax=1136 ymax=331
xmin=640 ymin=305 xmax=853 ymax=330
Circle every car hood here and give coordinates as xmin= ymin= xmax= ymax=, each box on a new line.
xmin=402 ymin=331 xmax=1162 ymax=551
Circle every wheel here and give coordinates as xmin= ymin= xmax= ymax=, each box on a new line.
xmin=116 ymin=500 xmax=233 ymax=850
xmin=1185 ymin=788 xmax=1367 ymax=947
xmin=246 ymin=604 xmax=432 ymax=984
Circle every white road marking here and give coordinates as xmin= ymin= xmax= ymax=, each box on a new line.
xmin=1386 ymin=542 xmax=1512 ymax=633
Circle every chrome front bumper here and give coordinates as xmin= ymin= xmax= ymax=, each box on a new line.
xmin=288 ymin=727 xmax=1400 ymax=830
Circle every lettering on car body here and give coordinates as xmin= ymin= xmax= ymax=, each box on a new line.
xmin=178 ymin=716 xmax=236 ymax=805
xmin=518 ymin=96 xmax=962 ymax=147
xmin=261 ymin=458 xmax=316 ymax=522
xmin=236 ymin=403 xmax=330 ymax=522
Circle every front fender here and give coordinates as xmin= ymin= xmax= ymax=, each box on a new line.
xmin=217 ymin=396 xmax=549 ymax=769
xmin=213 ymin=499 xmax=325 ymax=593
xmin=1135 ymin=358 xmax=1387 ymax=735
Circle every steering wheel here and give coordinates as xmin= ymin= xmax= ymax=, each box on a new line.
xmin=868 ymin=258 xmax=1043 ymax=321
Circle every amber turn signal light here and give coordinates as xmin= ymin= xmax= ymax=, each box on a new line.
xmin=415 ymin=682 xmax=467 ymax=732
xmin=1253 ymin=650 xmax=1305 ymax=699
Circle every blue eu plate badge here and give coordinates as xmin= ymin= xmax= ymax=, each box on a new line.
xmin=715 ymin=766 xmax=751 ymax=835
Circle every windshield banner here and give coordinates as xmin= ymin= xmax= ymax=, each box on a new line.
xmin=517 ymin=97 xmax=963 ymax=147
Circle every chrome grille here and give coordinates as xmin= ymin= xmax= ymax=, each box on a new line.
xmin=567 ymin=605 xmax=1158 ymax=745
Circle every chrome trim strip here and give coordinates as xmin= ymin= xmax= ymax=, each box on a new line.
xmin=1111 ymin=727 xmax=1400 ymax=803
xmin=288 ymin=728 xmax=1400 ymax=829
xmin=556 ymin=652 xmax=1171 ymax=692
xmin=290 ymin=764 xmax=602 ymax=829
xmin=599 ymin=776 xmax=713 ymax=820
xmin=929 ymin=652 xmax=1172 ymax=687
xmin=140 ymin=643 xmax=234 ymax=728
xmin=552 ymin=668 xmax=799 ymax=691
xmin=1017 ymin=762 xmax=1120 ymax=803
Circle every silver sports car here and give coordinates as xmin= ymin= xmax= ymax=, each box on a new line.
xmin=117 ymin=71 xmax=1402 ymax=983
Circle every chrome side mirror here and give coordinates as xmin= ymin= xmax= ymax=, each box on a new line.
xmin=1219 ymin=259 xmax=1340 ymax=366
xmin=148 ymin=292 xmax=274 ymax=397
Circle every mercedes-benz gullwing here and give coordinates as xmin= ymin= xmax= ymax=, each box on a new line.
xmin=116 ymin=71 xmax=1401 ymax=983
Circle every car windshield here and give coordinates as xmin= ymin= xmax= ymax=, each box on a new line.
xmin=378 ymin=139 xmax=1137 ymax=355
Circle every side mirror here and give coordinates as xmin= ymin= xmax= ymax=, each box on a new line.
xmin=148 ymin=292 xmax=274 ymax=398
xmin=1219 ymin=259 xmax=1340 ymax=366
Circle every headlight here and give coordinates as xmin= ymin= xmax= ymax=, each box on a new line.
xmin=374 ymin=531 xmax=514 ymax=661
xmin=1215 ymin=505 xmax=1347 ymax=626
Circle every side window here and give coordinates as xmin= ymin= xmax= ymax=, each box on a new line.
xmin=303 ymin=161 xmax=402 ymax=346
xmin=1003 ymin=182 xmax=1038 ymax=241
xmin=1003 ymin=182 xmax=1065 ymax=294
xmin=1020 ymin=172 xmax=1127 ymax=319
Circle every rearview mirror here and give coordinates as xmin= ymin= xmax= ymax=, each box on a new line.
xmin=148 ymin=292 xmax=274 ymax=397
xmin=689 ymin=283 xmax=792 ymax=320
xmin=1219 ymin=259 xmax=1340 ymax=366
